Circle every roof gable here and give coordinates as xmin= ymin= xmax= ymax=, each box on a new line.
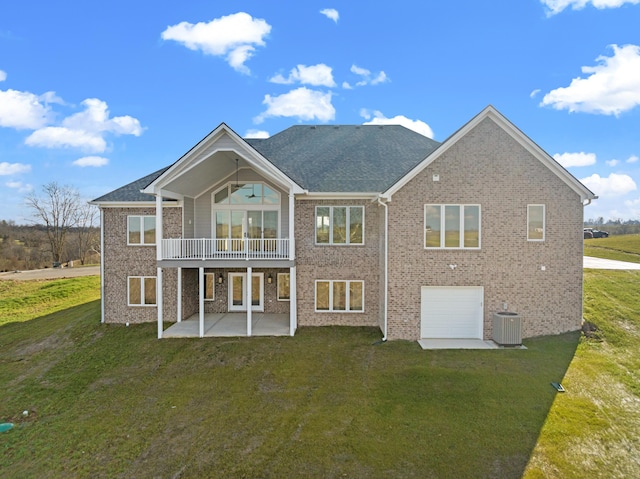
xmin=383 ymin=105 xmax=597 ymax=202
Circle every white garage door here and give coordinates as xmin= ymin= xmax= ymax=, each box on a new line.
xmin=421 ymin=286 xmax=484 ymax=339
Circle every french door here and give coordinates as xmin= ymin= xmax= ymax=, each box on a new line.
xmin=215 ymin=210 xmax=278 ymax=250
xmin=228 ymin=273 xmax=264 ymax=311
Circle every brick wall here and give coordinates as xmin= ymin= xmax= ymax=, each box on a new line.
xmin=386 ymin=117 xmax=584 ymax=340
xmin=294 ymin=199 xmax=381 ymax=327
xmin=102 ymin=206 xmax=181 ymax=324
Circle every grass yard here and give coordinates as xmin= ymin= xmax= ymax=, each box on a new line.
xmin=0 ymin=276 xmax=100 ymax=326
xmin=1 ymin=272 xmax=639 ymax=478
xmin=584 ymin=233 xmax=640 ymax=264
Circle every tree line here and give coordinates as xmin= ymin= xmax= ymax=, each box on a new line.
xmin=583 ymin=218 xmax=640 ymax=236
xmin=0 ymin=182 xmax=99 ymax=272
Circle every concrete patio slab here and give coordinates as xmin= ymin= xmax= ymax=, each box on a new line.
xmin=162 ymin=313 xmax=290 ymax=338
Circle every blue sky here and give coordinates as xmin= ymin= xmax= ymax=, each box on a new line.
xmin=1 ymin=0 xmax=640 ymax=223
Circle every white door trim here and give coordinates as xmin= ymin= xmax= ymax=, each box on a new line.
xmin=228 ymin=272 xmax=264 ymax=312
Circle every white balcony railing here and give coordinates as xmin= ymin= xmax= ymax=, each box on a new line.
xmin=161 ymin=238 xmax=290 ymax=260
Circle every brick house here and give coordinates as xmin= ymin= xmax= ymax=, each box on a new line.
xmin=92 ymin=106 xmax=596 ymax=341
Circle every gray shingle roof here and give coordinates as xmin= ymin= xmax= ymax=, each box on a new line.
xmin=91 ymin=166 xmax=171 ymax=203
xmin=246 ymin=125 xmax=440 ymax=192
xmin=93 ymin=124 xmax=440 ymax=202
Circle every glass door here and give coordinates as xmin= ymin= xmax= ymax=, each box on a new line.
xmin=228 ymin=273 xmax=264 ymax=311
xmin=231 ymin=211 xmax=246 ymax=251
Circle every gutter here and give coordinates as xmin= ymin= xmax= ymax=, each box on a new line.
xmin=376 ymin=197 xmax=389 ymax=342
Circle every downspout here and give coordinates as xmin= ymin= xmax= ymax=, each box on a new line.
xmin=581 ymin=196 xmax=596 ymax=326
xmin=377 ymin=197 xmax=388 ymax=341
xmin=100 ymin=208 xmax=105 ymax=324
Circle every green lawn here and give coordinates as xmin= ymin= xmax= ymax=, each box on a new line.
xmin=584 ymin=233 xmax=640 ymax=264
xmin=1 ymin=272 xmax=639 ymax=478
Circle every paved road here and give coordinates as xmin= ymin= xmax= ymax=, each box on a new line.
xmin=583 ymin=256 xmax=640 ymax=270
xmin=0 ymin=266 xmax=100 ymax=281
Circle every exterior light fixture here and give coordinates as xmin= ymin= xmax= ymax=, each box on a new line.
xmin=267 ymin=274 xmax=273 ymax=284
xmin=218 ymin=273 xmax=224 ymax=284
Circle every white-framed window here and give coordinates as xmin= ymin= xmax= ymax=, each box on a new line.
xmin=424 ymin=205 xmax=481 ymax=249
xmin=315 ymin=280 xmax=364 ymax=312
xmin=315 ymin=206 xmax=364 ymax=245
xmin=277 ymin=273 xmax=290 ymax=301
xmin=527 ymin=204 xmax=545 ymax=241
xmin=128 ymin=276 xmax=157 ymax=306
xmin=205 ymin=273 xmax=215 ymax=301
xmin=128 ymin=216 xmax=156 ymax=245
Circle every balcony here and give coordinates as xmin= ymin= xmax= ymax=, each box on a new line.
xmin=161 ymin=238 xmax=291 ymax=261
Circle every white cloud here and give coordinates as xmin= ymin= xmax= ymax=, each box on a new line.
xmin=161 ymin=12 xmax=271 ymax=74
xmin=349 ymin=64 xmax=389 ymax=87
xmin=540 ymin=44 xmax=640 ymax=115
xmin=553 ymin=152 xmax=597 ymax=167
xmin=0 ymin=70 xmax=6 ymax=82
xmin=73 ymin=156 xmax=109 ymax=167
xmin=255 ymin=87 xmax=335 ymax=123
xmin=5 ymin=180 xmax=33 ymax=193
xmin=320 ymin=8 xmax=339 ymax=22
xmin=0 ymin=88 xmax=52 ymax=129
xmin=269 ymin=64 xmax=336 ymax=87
xmin=606 ymin=159 xmax=620 ymax=166
xmin=245 ymin=129 xmax=270 ymax=139
xmin=541 ymin=0 xmax=640 ymax=16
xmin=530 ymin=89 xmax=541 ymax=98
xmin=580 ymin=172 xmax=637 ymax=196
xmin=360 ymin=110 xmax=434 ymax=138
xmin=25 ymin=98 xmax=142 ymax=153
xmin=342 ymin=81 xmax=353 ymax=90
xmin=627 ymin=154 xmax=639 ymax=163
xmin=0 ymin=162 xmax=31 ymax=175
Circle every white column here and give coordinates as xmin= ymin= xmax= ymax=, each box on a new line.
xmin=156 ymin=192 xmax=163 ymax=261
xmin=246 ymin=267 xmax=252 ymax=336
xmin=289 ymin=266 xmax=297 ymax=336
xmin=157 ymin=267 xmax=163 ymax=339
xmin=199 ymin=267 xmax=205 ymax=338
xmin=177 ymin=267 xmax=182 ymax=322
xmin=288 ymin=192 xmax=295 ymax=260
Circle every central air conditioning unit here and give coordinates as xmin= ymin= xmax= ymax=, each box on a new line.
xmin=492 ymin=312 xmax=522 ymax=346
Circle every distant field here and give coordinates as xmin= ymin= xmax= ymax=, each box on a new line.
xmin=584 ymin=234 xmax=640 ymax=264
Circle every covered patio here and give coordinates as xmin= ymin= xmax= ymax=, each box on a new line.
xmin=162 ymin=313 xmax=290 ymax=338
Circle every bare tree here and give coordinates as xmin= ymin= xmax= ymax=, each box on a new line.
xmin=74 ymin=202 xmax=99 ymax=265
xmin=26 ymin=182 xmax=80 ymax=264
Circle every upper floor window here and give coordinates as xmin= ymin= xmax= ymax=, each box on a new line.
xmin=316 ymin=206 xmax=364 ymax=245
xmin=527 ymin=204 xmax=545 ymax=241
xmin=425 ymin=205 xmax=480 ymax=249
xmin=214 ymin=183 xmax=279 ymax=206
xmin=128 ymin=216 xmax=156 ymax=245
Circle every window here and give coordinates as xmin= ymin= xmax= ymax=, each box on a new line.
xmin=128 ymin=276 xmax=157 ymax=306
xmin=277 ymin=273 xmax=290 ymax=301
xmin=315 ymin=206 xmax=364 ymax=245
xmin=425 ymin=205 xmax=480 ymax=249
xmin=528 ymin=205 xmax=545 ymax=241
xmin=205 ymin=273 xmax=215 ymax=300
xmin=128 ymin=216 xmax=156 ymax=245
xmin=213 ymin=183 xmax=279 ymax=206
xmin=315 ymin=280 xmax=364 ymax=312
